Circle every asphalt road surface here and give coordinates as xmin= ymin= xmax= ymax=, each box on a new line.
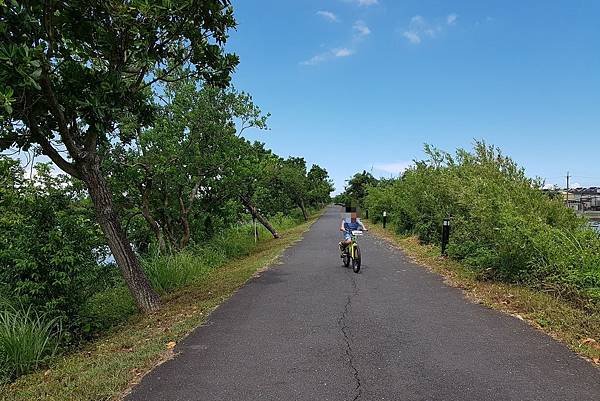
xmin=127 ymin=206 xmax=600 ymax=401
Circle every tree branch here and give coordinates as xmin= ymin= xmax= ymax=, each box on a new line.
xmin=27 ymin=117 xmax=82 ymax=180
xmin=39 ymin=72 xmax=84 ymax=160
xmin=136 ymin=51 xmax=193 ymax=91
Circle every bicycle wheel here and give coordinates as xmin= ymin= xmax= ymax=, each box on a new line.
xmin=352 ymin=246 xmax=361 ymax=273
xmin=342 ymin=251 xmax=350 ymax=267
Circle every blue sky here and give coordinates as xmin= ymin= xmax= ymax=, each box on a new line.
xmin=227 ymin=0 xmax=600 ymax=193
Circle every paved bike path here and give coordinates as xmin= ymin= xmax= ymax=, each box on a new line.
xmin=127 ymin=206 xmax=600 ymax=401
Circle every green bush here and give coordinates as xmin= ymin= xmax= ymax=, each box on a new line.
xmin=0 ymin=159 xmax=105 ymax=335
xmin=364 ymin=141 xmax=600 ymax=306
xmin=0 ymin=306 xmax=61 ymax=381
xmin=78 ymin=286 xmax=137 ymax=335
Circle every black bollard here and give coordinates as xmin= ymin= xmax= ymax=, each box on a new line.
xmin=365 ymin=209 xmax=369 ymax=219
xmin=383 ymin=211 xmax=387 ymax=228
xmin=441 ymin=218 xmax=451 ymax=255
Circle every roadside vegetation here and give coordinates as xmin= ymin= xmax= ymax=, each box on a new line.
xmin=0 ymin=0 xmax=333 ymax=386
xmin=1 ymin=216 xmax=319 ymax=401
xmin=338 ymin=141 xmax=600 ymax=362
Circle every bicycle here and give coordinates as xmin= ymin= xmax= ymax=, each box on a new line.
xmin=342 ymin=230 xmax=363 ymax=273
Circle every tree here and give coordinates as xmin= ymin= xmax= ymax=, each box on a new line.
xmin=277 ymin=157 xmax=310 ymax=220
xmin=0 ymin=1 xmax=238 ymax=312
xmin=345 ymin=170 xmax=378 ymax=206
xmin=108 ymin=80 xmax=270 ymax=250
xmin=306 ymin=164 xmax=334 ymax=207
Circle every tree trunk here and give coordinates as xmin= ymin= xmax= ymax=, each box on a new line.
xmin=299 ymin=199 xmax=308 ymax=221
xmin=240 ymin=196 xmax=280 ymax=239
xmin=140 ymin=185 xmax=167 ymax=253
xmin=178 ymin=195 xmax=191 ymax=249
xmin=82 ymin=160 xmax=161 ymax=312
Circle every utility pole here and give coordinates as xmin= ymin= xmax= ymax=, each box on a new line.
xmin=566 ymin=172 xmax=570 ymax=207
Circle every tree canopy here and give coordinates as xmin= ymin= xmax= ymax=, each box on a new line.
xmin=0 ymin=0 xmax=240 ymax=312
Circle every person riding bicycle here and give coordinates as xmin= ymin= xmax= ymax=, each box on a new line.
xmin=339 ymin=212 xmax=367 ymax=255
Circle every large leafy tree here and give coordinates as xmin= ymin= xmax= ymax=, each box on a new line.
xmin=345 ymin=170 xmax=378 ymax=206
xmin=0 ymin=1 xmax=238 ymax=312
xmin=306 ymin=164 xmax=334 ymax=207
xmin=109 ymin=80 xmax=269 ymax=251
xmin=276 ymin=157 xmax=310 ymax=220
xmin=226 ymin=141 xmax=286 ymax=238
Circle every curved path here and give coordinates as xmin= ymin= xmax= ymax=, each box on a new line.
xmin=128 ymin=206 xmax=600 ymax=401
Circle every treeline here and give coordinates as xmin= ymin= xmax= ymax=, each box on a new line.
xmin=0 ymin=1 xmax=332 ymax=381
xmin=342 ymin=141 xmax=600 ymax=308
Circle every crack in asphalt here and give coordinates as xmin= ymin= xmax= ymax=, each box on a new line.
xmin=337 ymin=272 xmax=362 ymax=401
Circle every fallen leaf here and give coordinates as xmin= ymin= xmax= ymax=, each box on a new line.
xmin=581 ymin=338 xmax=596 ymax=345
xmin=592 ymin=358 xmax=599 ymax=365
xmin=166 ymin=341 xmax=176 ymax=349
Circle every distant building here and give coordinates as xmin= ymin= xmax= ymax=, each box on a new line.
xmin=558 ymin=187 xmax=600 ymax=212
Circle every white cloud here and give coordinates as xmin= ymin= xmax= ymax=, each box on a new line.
xmin=301 ymin=53 xmax=328 ymax=66
xmin=374 ymin=161 xmax=412 ymax=175
xmin=317 ymin=10 xmax=339 ymax=23
xmin=402 ymin=13 xmax=458 ymax=45
xmin=353 ymin=20 xmax=371 ymax=37
xmin=447 ymin=13 xmax=458 ymax=26
xmin=342 ymin=0 xmax=378 ymax=6
xmin=357 ymin=0 xmax=378 ymax=5
xmin=301 ymin=48 xmax=355 ymax=65
xmin=302 ymin=16 xmax=372 ymax=66
xmin=333 ymin=48 xmax=354 ymax=57
xmin=402 ymin=31 xmax=421 ymax=44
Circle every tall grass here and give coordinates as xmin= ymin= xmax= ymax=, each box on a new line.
xmin=143 ymin=214 xmax=302 ymax=294
xmin=144 ymin=251 xmax=218 ymax=295
xmin=0 ymin=306 xmax=61 ymax=381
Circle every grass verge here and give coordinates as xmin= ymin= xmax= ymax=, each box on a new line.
xmin=368 ymin=222 xmax=600 ymax=366
xmin=0 ymin=213 xmax=321 ymax=401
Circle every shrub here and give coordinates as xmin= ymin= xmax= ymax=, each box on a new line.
xmin=364 ymin=141 xmax=600 ymax=306
xmin=0 ymin=159 xmax=105 ymax=335
xmin=78 ymin=286 xmax=137 ymax=335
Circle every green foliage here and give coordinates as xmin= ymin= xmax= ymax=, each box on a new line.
xmin=341 ymin=170 xmax=378 ymax=206
xmin=0 ymin=158 xmax=105 ymax=333
xmin=0 ymin=0 xmax=241 ymax=317
xmin=363 ymin=141 xmax=600 ymax=306
xmin=0 ymin=0 xmax=238 ymax=153
xmin=107 ymin=81 xmax=263 ymax=251
xmin=107 ymin=78 xmax=332 ymax=250
xmin=78 ymin=214 xmax=304 ymax=336
xmin=142 ymin=214 xmax=303 ymax=295
xmin=144 ymin=251 xmax=217 ymax=295
xmin=0 ymin=0 xmax=331 ymax=384
xmin=77 ymin=286 xmax=136 ymax=336
xmin=0 ymin=306 xmax=61 ymax=381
